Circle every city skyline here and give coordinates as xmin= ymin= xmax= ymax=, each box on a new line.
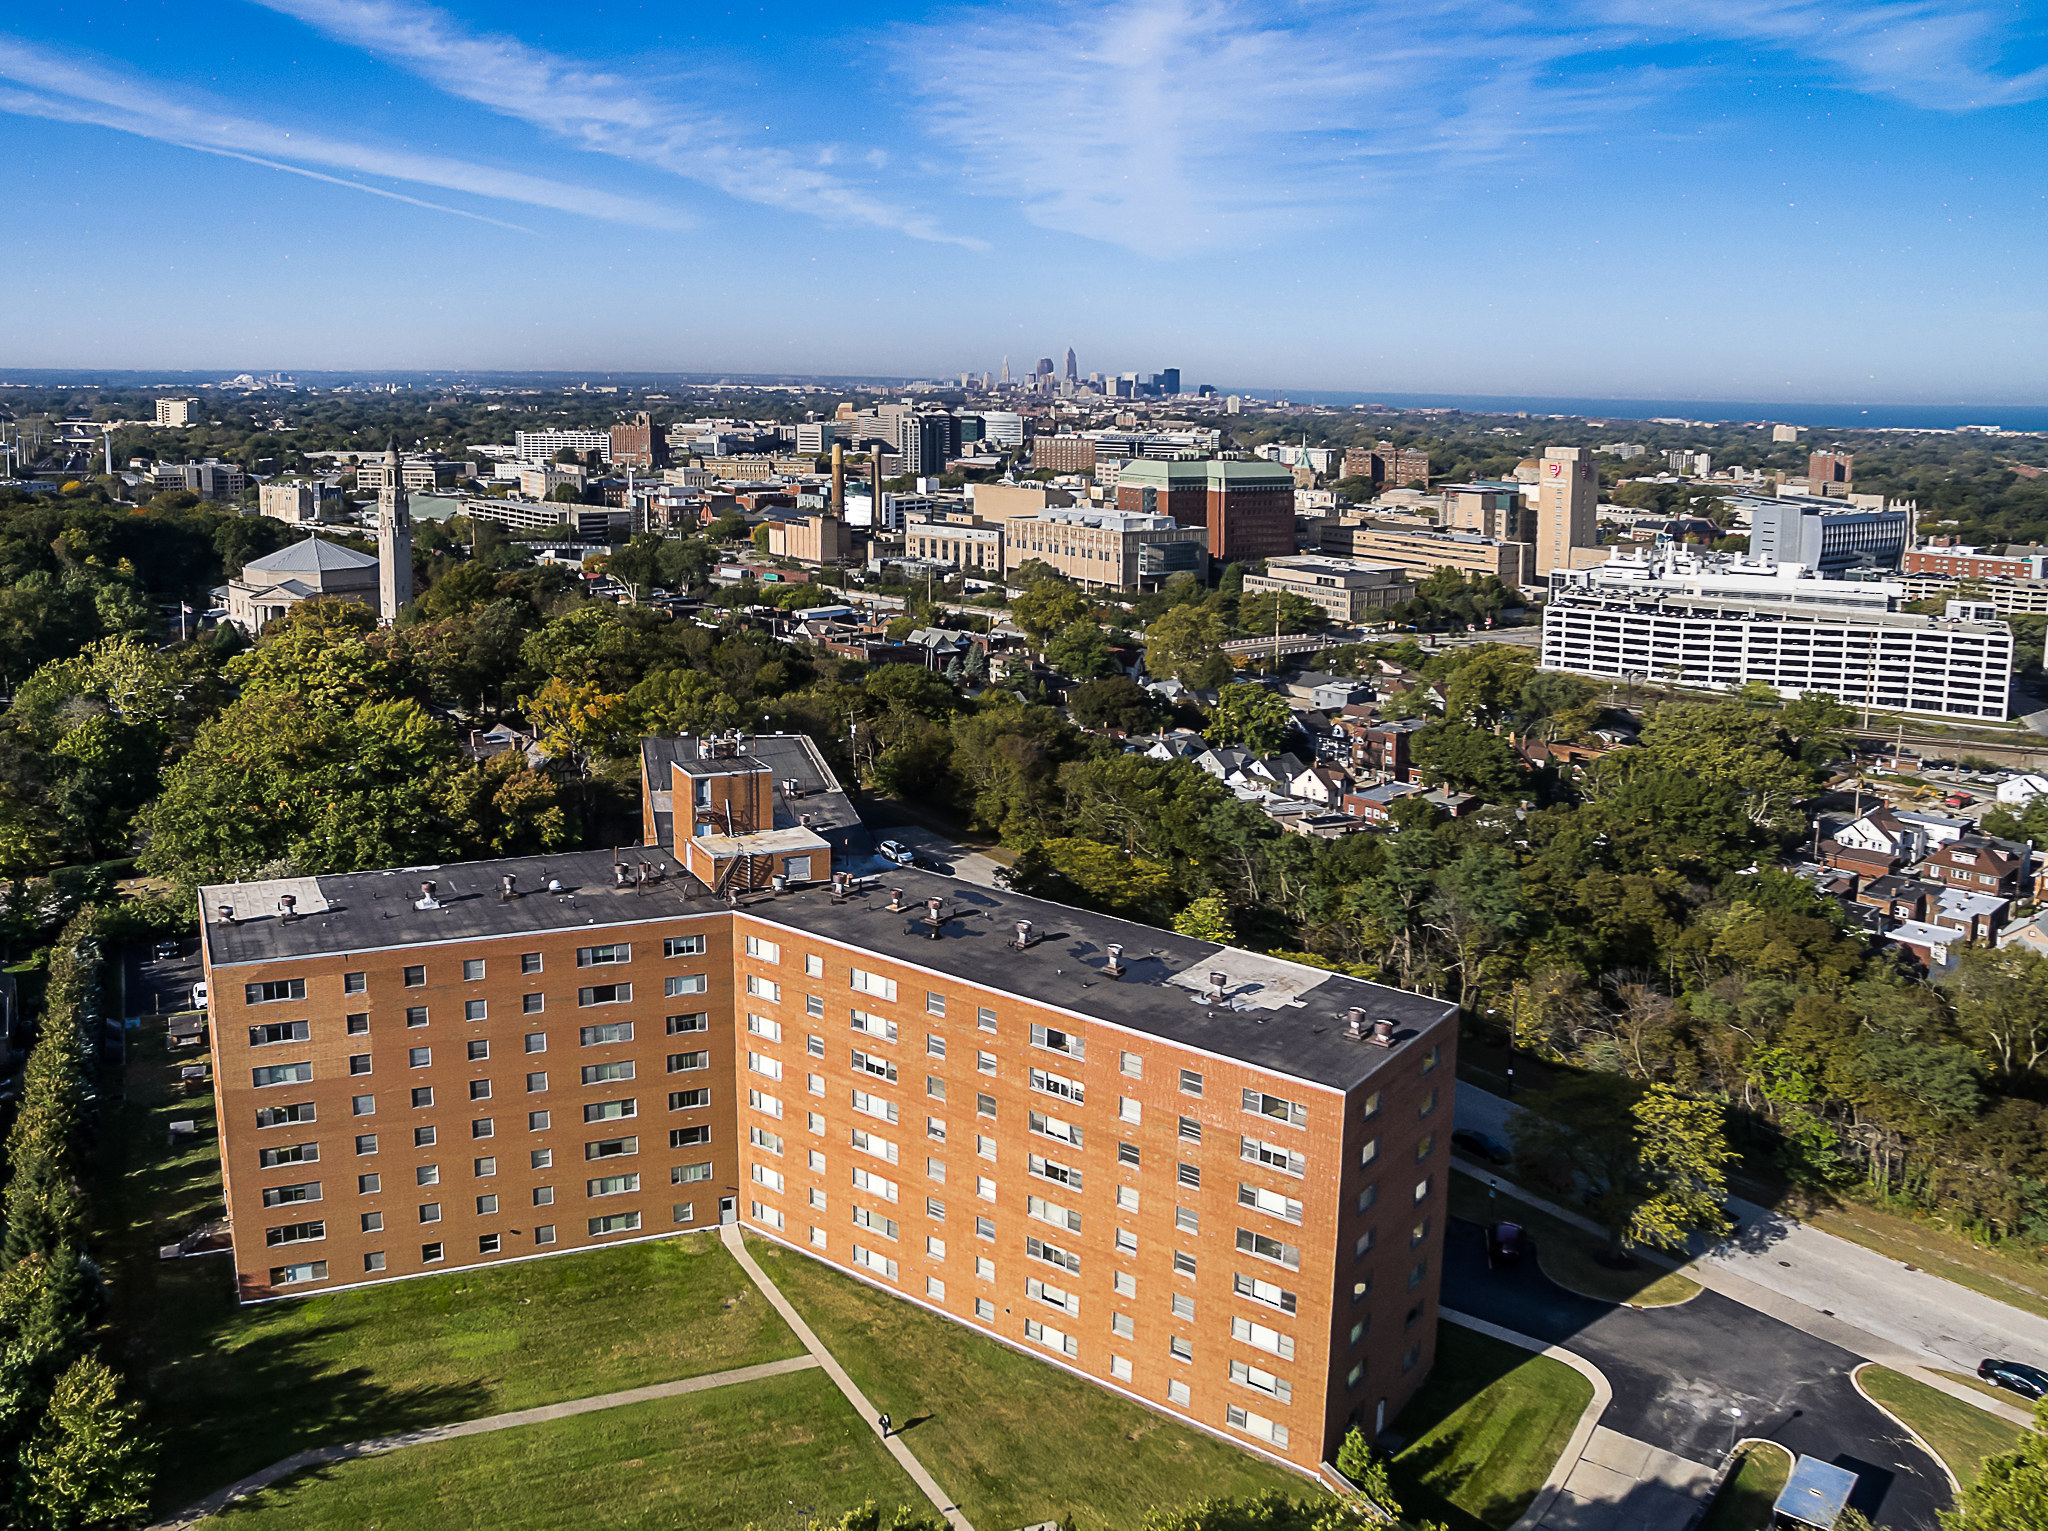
xmin=5 ymin=0 xmax=2048 ymax=401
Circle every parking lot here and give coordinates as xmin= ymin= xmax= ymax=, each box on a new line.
xmin=126 ymin=934 xmax=205 ymax=1020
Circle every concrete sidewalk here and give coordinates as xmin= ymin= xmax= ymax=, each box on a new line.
xmin=723 ymin=1225 xmax=977 ymax=1531
xmin=1455 ymin=1082 xmax=2041 ymax=1427
xmin=146 ymin=1353 xmax=825 ymax=1529
xmin=1445 ymin=1309 xmax=1713 ymax=1531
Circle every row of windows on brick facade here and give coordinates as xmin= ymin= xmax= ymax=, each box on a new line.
xmin=733 ymin=1000 xmax=1431 ymax=1140
xmin=243 ymin=939 xmax=711 ymax=1011
xmin=266 ymin=1209 xmax=663 ymax=1289
xmin=740 ymin=1085 xmax=1324 ymax=1239
xmin=243 ymin=978 xmax=714 ymax=1051
xmin=249 ymin=1016 xmax=719 ymax=1098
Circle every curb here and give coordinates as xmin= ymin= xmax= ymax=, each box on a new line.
xmin=1683 ymin=1438 xmax=1792 ymax=1531
xmin=1439 ymin=1309 xmax=1612 ymax=1531
xmin=1850 ymin=1362 xmax=1965 ymax=1500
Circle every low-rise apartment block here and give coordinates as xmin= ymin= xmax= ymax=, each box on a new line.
xmin=257 ymin=480 xmax=344 ymax=525
xmin=766 ymin=515 xmax=862 ymax=566
xmin=1319 ymin=522 xmax=1535 ymax=587
xmin=1900 ymin=575 xmax=2048 ymax=614
xmin=1003 ymin=508 xmax=1208 ymax=591
xmin=906 ymin=515 xmax=1004 ymax=573
xmin=200 ymin=735 xmax=1459 ymax=1474
xmin=1905 ymin=546 xmax=2048 ymax=581
xmin=1241 ymin=557 xmax=1416 ymax=624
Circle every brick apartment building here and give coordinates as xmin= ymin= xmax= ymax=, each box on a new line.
xmin=201 ymin=735 xmax=1458 ymax=1472
xmin=609 ymin=414 xmax=670 ymax=471
xmin=1340 ymin=444 xmax=1431 ymax=490
xmin=1034 ymin=435 xmax=1098 ymax=475
xmin=1808 ymin=451 xmax=1853 ymax=486
xmin=1116 ymin=460 xmax=1296 ymax=563
xmin=1904 ymin=546 xmax=2048 ymax=581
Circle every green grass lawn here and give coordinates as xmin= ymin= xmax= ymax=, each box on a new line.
xmin=1388 ymin=1323 xmax=1594 ymax=1531
xmin=209 ymin=1368 xmax=922 ymax=1531
xmin=1448 ymin=1172 xmax=1701 ymax=1307
xmin=748 ymin=1235 xmax=1318 ymax=1530
xmin=1858 ymin=1366 xmax=2025 ymax=1492
xmin=1697 ymin=1441 xmax=1792 ymax=1531
xmin=103 ymin=1030 xmax=805 ymax=1514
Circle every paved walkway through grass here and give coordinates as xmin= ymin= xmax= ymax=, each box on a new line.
xmin=722 ymin=1225 xmax=978 ymax=1531
xmin=144 ymin=1353 xmax=823 ymax=1530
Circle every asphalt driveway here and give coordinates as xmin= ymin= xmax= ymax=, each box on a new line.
xmin=1443 ymin=1216 xmax=1952 ymax=1530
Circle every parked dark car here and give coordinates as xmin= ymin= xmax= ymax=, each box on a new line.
xmin=1453 ymin=1128 xmax=1513 ymax=1165
xmin=153 ymin=940 xmax=181 ymax=961
xmin=1978 ymin=1359 xmax=2048 ymax=1399
xmin=1487 ymin=1222 xmax=1524 ymax=1269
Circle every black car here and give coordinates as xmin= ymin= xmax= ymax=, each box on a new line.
xmin=1487 ymin=1222 xmax=1524 ymax=1268
xmin=1452 ymin=1128 xmax=1513 ymax=1165
xmin=1978 ymin=1359 xmax=2048 ymax=1399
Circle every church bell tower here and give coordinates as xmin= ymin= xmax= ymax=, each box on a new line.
xmin=376 ymin=437 xmax=413 ymax=623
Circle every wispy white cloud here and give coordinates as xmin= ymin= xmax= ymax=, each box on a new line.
xmin=902 ymin=0 xmax=1619 ymax=251
xmin=250 ymin=0 xmax=983 ymax=247
xmin=905 ymin=0 xmax=2048 ymax=254
xmin=0 ymin=39 xmax=695 ymax=230
xmin=1604 ymin=1 xmax=2048 ymax=110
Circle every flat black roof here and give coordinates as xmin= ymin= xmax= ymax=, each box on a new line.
xmin=201 ymin=851 xmax=1452 ymax=1092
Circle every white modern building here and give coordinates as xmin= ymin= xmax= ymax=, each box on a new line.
xmin=979 ymin=411 xmax=1026 ymax=448
xmin=1541 ymin=555 xmax=2013 ymax=720
xmin=513 ymin=428 xmax=613 ymax=464
xmin=1744 ymin=494 xmax=1911 ymax=573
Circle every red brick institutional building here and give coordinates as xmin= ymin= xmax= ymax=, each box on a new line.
xmin=201 ymin=736 xmax=1456 ymax=1472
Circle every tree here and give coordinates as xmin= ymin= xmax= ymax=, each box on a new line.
xmin=1174 ymin=895 xmax=1236 ymax=944
xmin=1411 ymin=720 xmax=1523 ymax=800
xmin=1952 ymin=946 xmax=2048 ymax=1085
xmin=523 ymin=675 xmax=629 ymax=780
xmin=1626 ymin=1085 xmax=1738 ymax=1253
xmin=1045 ymin=620 xmax=1117 ymax=680
xmin=1004 ymin=837 xmax=1174 ymax=916
xmin=1012 ymin=580 xmax=1090 ymax=650
xmin=1335 ymin=1428 xmax=1401 ymax=1520
xmin=1507 ymin=1077 xmax=1735 ymax=1255
xmin=1939 ymin=1398 xmax=2048 ymax=1531
xmin=140 ymin=694 xmax=464 ymax=884
xmin=1205 ymin=685 xmax=1294 ymax=756
xmin=1636 ymin=701 xmax=1816 ymax=832
xmin=1442 ymin=645 xmax=1535 ymax=730
xmin=18 ymin=1357 xmax=153 ymax=1531
xmin=1068 ymin=675 xmax=1161 ymax=734
xmin=1141 ymin=1491 xmax=1349 ymax=1531
xmin=627 ymin=668 xmax=745 ymax=737
xmin=1144 ymin=604 xmax=1233 ymax=689
xmin=1234 ymin=591 xmax=1325 ymax=640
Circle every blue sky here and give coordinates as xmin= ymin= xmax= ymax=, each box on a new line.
xmin=5 ymin=0 xmax=2048 ymax=401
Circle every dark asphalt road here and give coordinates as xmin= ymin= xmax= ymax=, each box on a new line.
xmin=122 ymin=934 xmax=203 ymax=1019
xmin=1442 ymin=1216 xmax=1952 ymax=1531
